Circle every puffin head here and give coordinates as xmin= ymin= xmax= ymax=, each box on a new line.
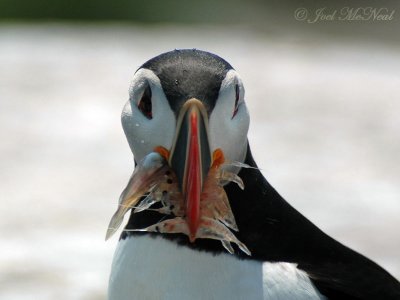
xmin=118 ymin=49 xmax=250 ymax=244
xmin=122 ymin=49 xmax=249 ymax=169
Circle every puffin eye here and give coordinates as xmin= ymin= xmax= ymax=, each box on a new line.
xmin=232 ymin=84 xmax=240 ymax=118
xmin=138 ymin=85 xmax=152 ymax=119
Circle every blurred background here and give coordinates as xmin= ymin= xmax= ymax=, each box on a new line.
xmin=1 ymin=0 xmax=399 ymax=299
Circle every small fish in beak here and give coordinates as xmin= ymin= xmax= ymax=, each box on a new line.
xmin=105 ymin=152 xmax=170 ymax=241
xmin=106 ymin=148 xmax=251 ymax=255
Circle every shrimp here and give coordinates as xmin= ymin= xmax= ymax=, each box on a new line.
xmin=106 ymin=150 xmax=251 ymax=255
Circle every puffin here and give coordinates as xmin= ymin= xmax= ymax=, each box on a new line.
xmin=106 ymin=49 xmax=400 ymax=300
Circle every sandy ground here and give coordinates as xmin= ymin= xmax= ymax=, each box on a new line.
xmin=0 ymin=24 xmax=399 ymax=299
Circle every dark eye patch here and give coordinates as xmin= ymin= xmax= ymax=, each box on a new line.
xmin=232 ymin=84 xmax=240 ymax=118
xmin=138 ymin=85 xmax=152 ymax=119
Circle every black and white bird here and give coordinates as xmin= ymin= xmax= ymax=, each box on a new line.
xmin=107 ymin=49 xmax=400 ymax=299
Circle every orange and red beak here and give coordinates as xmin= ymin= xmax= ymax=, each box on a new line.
xmin=169 ymin=99 xmax=212 ymax=242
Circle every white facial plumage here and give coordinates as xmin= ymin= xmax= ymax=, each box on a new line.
xmin=121 ymin=68 xmax=250 ymax=172
xmin=208 ymin=70 xmax=250 ymax=172
xmin=121 ymin=69 xmax=176 ymax=162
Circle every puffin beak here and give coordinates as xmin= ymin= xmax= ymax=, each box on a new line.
xmin=169 ymin=99 xmax=212 ymax=242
